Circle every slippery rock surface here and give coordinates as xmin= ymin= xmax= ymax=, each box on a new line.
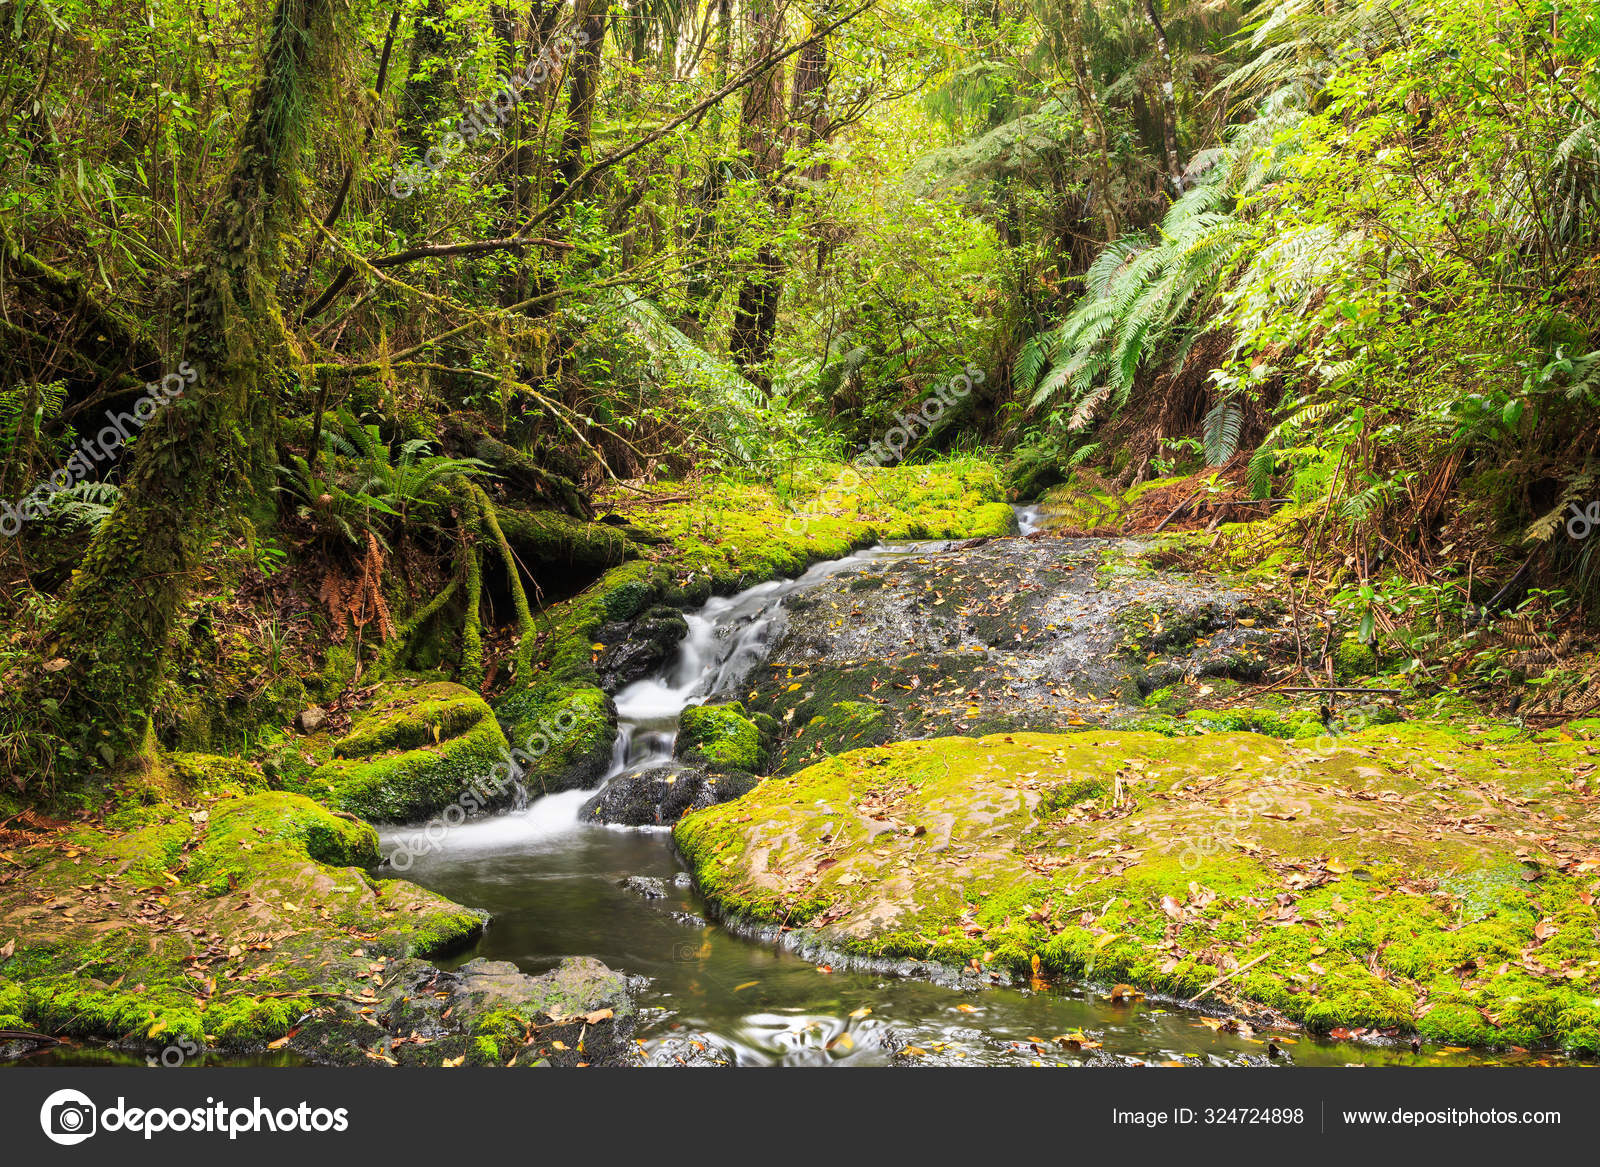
xmin=728 ymin=535 xmax=1282 ymax=774
xmin=580 ymin=763 xmax=757 ymax=826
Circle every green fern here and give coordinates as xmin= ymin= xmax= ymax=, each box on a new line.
xmin=36 ymin=481 xmax=120 ymax=532
xmin=1202 ymin=401 xmax=1244 ymax=465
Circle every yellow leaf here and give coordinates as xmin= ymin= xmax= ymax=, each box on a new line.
xmin=442 ymin=1055 xmax=465 ymax=1068
xmin=849 ymin=1006 xmax=872 ymax=1019
xmin=1094 ymin=932 xmax=1119 ymax=951
xmin=733 ymin=981 xmax=759 ymax=992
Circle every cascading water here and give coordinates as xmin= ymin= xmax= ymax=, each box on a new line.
xmin=375 ymin=508 xmax=1439 ymax=1066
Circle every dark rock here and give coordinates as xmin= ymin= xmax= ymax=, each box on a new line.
xmin=619 ymin=875 xmax=667 ymax=899
xmin=289 ymin=955 xmax=638 ymax=1067
xmin=595 ymin=605 xmax=690 ymax=689
xmin=580 ymin=764 xmax=758 ymax=826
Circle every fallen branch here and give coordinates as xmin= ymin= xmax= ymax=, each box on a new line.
xmin=1261 ymin=686 xmax=1405 ymax=696
xmin=1187 ymin=951 xmax=1270 ymax=1003
xmin=1151 ymin=488 xmax=1204 ymax=534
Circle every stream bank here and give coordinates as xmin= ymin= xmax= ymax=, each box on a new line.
xmin=387 ymin=505 xmax=1600 ymax=1062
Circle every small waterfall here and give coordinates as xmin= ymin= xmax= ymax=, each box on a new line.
xmin=1015 ymin=502 xmax=1044 ymax=536
xmin=577 ymin=543 xmax=931 ymax=822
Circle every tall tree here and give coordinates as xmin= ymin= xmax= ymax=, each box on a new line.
xmin=33 ymin=0 xmax=347 ymax=774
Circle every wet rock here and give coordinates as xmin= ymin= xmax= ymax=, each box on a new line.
xmin=313 ymin=956 xmax=640 ymax=1067
xmin=676 ymin=701 xmax=768 ymax=773
xmin=595 ymin=605 xmax=690 ymax=690
xmin=736 ymin=538 xmax=1289 ymax=773
xmin=642 ymin=1033 xmax=735 ymax=1066
xmin=619 ymin=875 xmax=668 ymax=899
xmin=580 ymin=764 xmax=758 ymax=826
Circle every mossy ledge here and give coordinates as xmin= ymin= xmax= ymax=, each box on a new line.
xmin=288 ymin=681 xmax=512 ymax=823
xmin=674 ymin=723 xmax=1600 ymax=1052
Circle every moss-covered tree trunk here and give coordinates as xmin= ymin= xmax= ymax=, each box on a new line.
xmin=35 ymin=0 xmax=343 ymax=778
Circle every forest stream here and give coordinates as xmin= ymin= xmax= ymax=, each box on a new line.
xmin=375 ymin=508 xmax=1552 ymax=1067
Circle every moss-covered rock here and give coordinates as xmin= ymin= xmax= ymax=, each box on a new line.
xmin=1185 ymin=706 xmax=1326 ymax=739
xmin=495 ymin=681 xmax=617 ymax=794
xmin=514 ymin=457 xmax=1013 ymax=692
xmin=676 ymin=723 xmax=1600 ymax=1052
xmin=184 ymin=791 xmax=378 ymax=895
xmin=290 ymin=681 xmax=511 ymax=822
xmin=677 ymin=702 xmax=766 ymax=773
xmin=0 ymin=787 xmax=495 ymax=1059
xmin=1334 ymin=637 xmax=1379 ymax=678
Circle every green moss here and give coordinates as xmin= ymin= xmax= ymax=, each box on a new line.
xmin=496 ymin=681 xmax=617 ymax=794
xmin=1334 ymin=638 xmax=1379 ymax=678
xmin=284 ymin=681 xmax=511 ymax=822
xmin=675 ymin=723 xmax=1600 ymax=1051
xmin=1186 ymin=706 xmax=1324 ymax=739
xmin=332 ymin=681 xmax=489 ymax=758
xmin=166 ymin=752 xmax=269 ymax=794
xmin=677 ymin=702 xmax=766 ymax=772
xmin=184 ymin=791 xmax=378 ymax=894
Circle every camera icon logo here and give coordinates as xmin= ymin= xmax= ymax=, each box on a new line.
xmin=40 ymin=1088 xmax=97 ymax=1146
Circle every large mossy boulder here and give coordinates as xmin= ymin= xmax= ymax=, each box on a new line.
xmin=0 ymin=788 xmax=490 ymax=1057
xmin=676 ymin=701 xmax=766 ymax=773
xmin=184 ymin=791 xmax=378 ymax=894
xmin=674 ymin=723 xmax=1600 ymax=1053
xmin=495 ymin=681 xmax=618 ymax=794
xmin=296 ymin=681 xmax=511 ymax=822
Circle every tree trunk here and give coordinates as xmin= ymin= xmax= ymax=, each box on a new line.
xmin=555 ymin=2 xmax=610 ymax=198
xmin=400 ymin=0 xmax=457 ymax=151
xmin=728 ymin=0 xmax=795 ymax=388
xmin=683 ymin=0 xmax=734 ymax=329
xmin=33 ymin=0 xmax=343 ymax=779
xmin=1143 ymin=0 xmax=1184 ymax=193
xmin=1065 ymin=2 xmax=1118 ymax=240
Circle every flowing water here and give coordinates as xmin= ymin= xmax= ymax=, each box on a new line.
xmin=381 ymin=511 xmax=1541 ymax=1067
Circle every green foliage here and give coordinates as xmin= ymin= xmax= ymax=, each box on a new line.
xmin=276 ymin=409 xmax=490 ymax=544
